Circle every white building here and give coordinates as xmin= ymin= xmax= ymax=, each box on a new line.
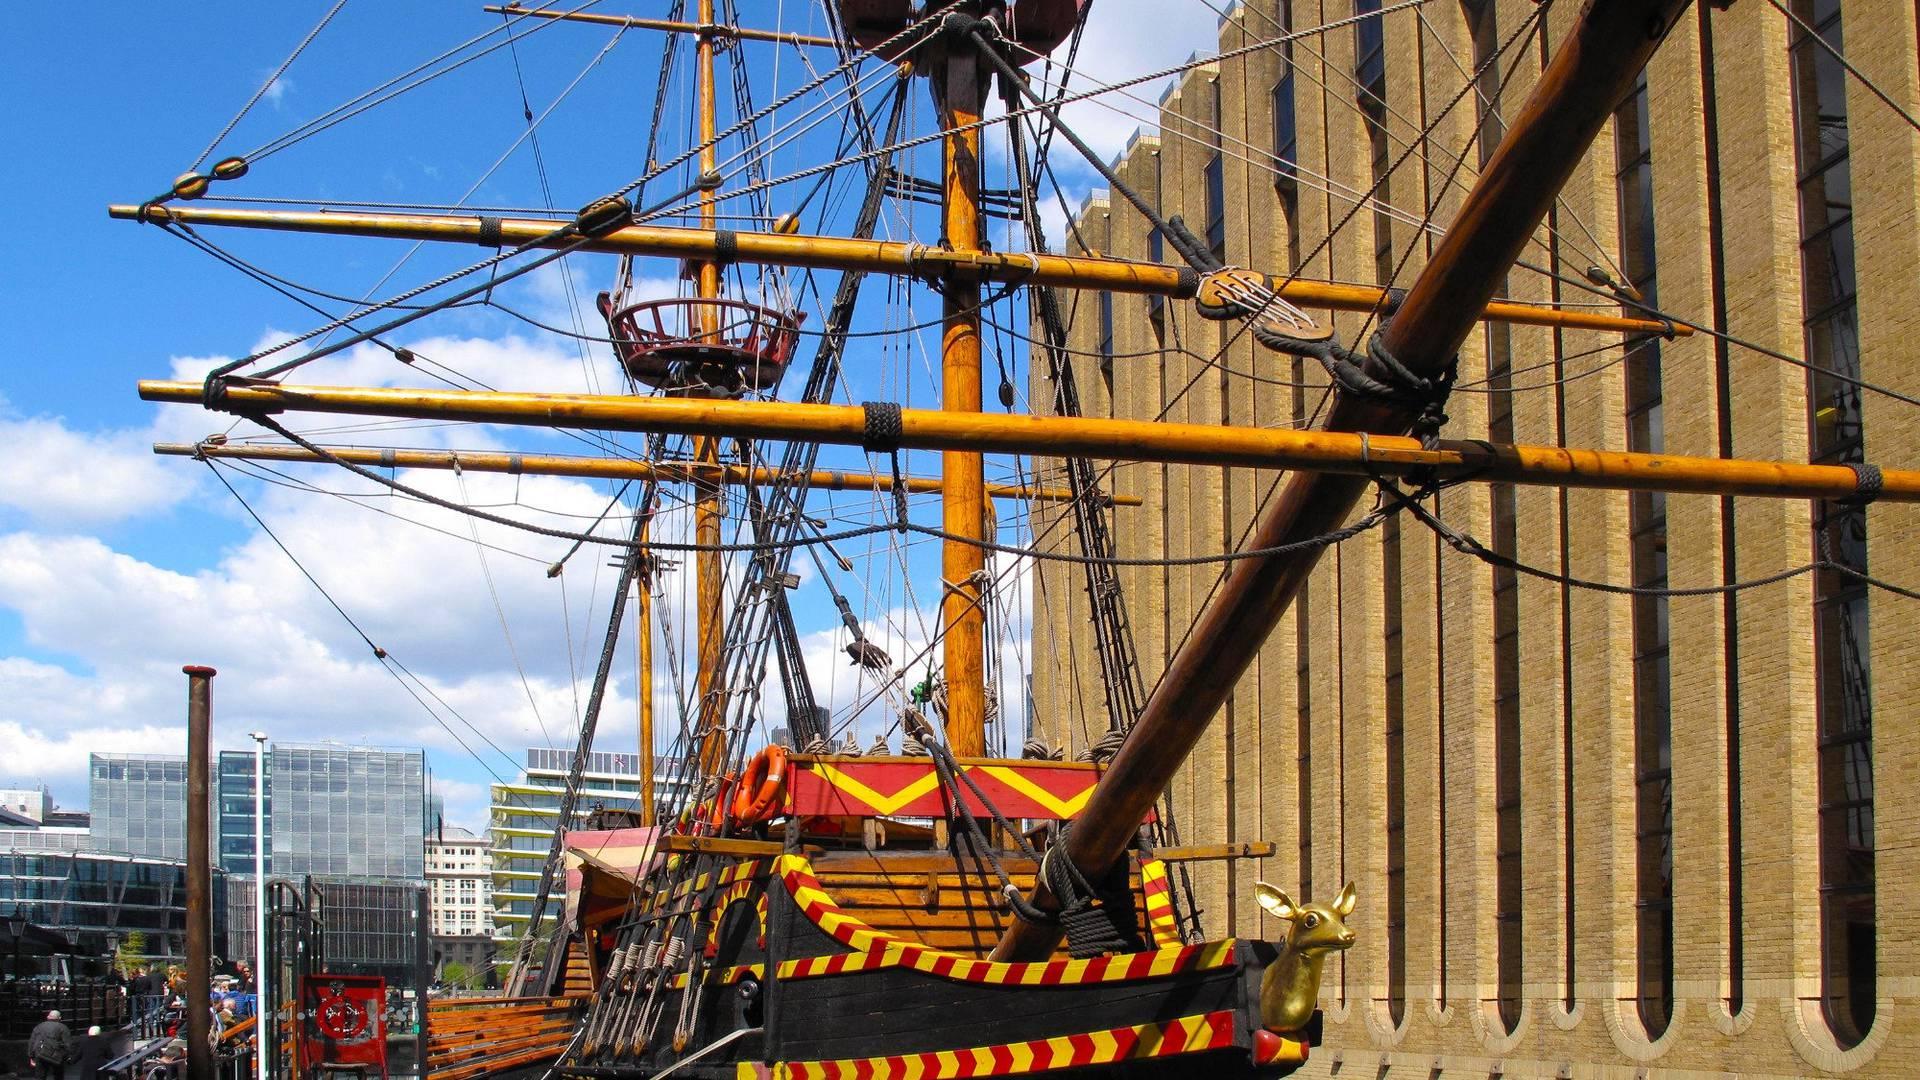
xmin=426 ymin=825 xmax=493 ymax=938
xmin=489 ymin=749 xmax=689 ymax=953
xmin=0 ymin=787 xmax=52 ymax=823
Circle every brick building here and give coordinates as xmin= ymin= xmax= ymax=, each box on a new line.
xmin=1029 ymin=1 xmax=1918 ymax=1075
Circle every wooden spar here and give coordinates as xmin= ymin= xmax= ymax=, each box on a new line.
xmin=989 ymin=0 xmax=1702 ymax=961
xmin=484 ymin=4 xmax=841 ymax=48
xmin=104 ymin=204 xmax=1685 ymax=337
xmin=154 ymin=441 xmax=1137 ymax=504
xmin=939 ymin=43 xmax=988 ymax=756
xmin=136 ymin=380 xmax=1919 ymax=503
xmin=692 ymin=0 xmax=727 ymax=779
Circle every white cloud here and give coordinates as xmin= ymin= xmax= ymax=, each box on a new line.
xmin=0 ymin=414 xmax=195 ymax=526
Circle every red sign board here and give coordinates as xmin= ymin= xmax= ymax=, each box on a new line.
xmin=299 ymin=973 xmax=388 ymax=1079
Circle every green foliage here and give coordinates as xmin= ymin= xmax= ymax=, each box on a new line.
xmin=116 ymin=931 xmax=148 ymax=975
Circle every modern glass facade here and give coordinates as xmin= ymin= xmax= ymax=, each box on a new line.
xmin=0 ymin=850 xmax=226 ymax=964
xmin=89 ymin=754 xmax=207 ymax=862
xmin=269 ymin=745 xmax=426 ymax=880
xmin=217 ymin=749 xmax=272 ymax=875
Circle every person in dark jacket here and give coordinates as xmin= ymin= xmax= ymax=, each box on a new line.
xmin=27 ymin=1009 xmax=73 ymax=1080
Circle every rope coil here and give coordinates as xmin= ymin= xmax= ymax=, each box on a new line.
xmin=1843 ymin=461 xmax=1885 ymax=506
xmin=860 ymin=400 xmax=904 ymax=453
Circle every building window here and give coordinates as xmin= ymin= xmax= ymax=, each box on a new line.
xmin=1204 ymin=79 xmax=1227 ymax=264
xmin=1383 ymin=515 xmax=1407 ymax=1027
xmin=1272 ymin=70 xmax=1298 ymax=192
xmin=1464 ymin=0 xmax=1523 ymax=1034
xmin=1204 ymin=154 xmax=1227 ymax=265
xmin=1615 ymin=69 xmax=1673 ymax=1038
xmin=1147 ymin=224 xmax=1167 ymax=326
xmin=1462 ymin=0 xmax=1505 ymax=157
xmin=1354 ymin=0 xmax=1386 ymax=121
xmin=1098 ymin=291 xmax=1115 ymax=378
xmin=1296 ymin=580 xmax=1313 ymax=906
xmin=1789 ymin=0 xmax=1873 ymax=1047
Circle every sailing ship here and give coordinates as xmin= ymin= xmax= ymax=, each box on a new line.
xmin=110 ymin=0 xmax=1910 ymax=1077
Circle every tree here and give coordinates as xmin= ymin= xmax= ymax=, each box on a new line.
xmin=117 ymin=931 xmax=148 ymax=976
xmin=441 ymin=962 xmax=471 ymax=988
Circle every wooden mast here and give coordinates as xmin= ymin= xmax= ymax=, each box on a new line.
xmin=137 ymin=380 xmax=1918 ymax=504
xmin=107 ymin=203 xmax=1685 ymax=337
xmin=989 ymin=0 xmax=1700 ymax=961
xmin=937 ymin=30 xmax=988 ymax=756
xmin=691 ymin=0 xmax=728 ymax=776
xmin=154 ymin=441 xmax=1139 ymax=503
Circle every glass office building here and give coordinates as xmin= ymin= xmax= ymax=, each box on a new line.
xmin=268 ymin=745 xmax=426 ymax=880
xmin=89 ymin=754 xmax=208 ymax=862
xmin=0 ymin=849 xmax=227 ymax=964
xmin=216 ymin=750 xmax=272 ymax=875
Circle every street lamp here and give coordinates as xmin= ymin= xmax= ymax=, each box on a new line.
xmin=249 ymin=731 xmax=270 ymax=1080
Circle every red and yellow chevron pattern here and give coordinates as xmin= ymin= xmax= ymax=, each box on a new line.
xmin=772 ymin=856 xmax=1236 ymax=985
xmin=785 ymin=757 xmax=1151 ymax=821
xmin=739 ymin=1010 xmax=1241 ymax=1079
xmin=1138 ymin=859 xmax=1183 ymax=949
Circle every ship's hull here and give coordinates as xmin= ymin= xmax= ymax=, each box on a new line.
xmin=559 ymin=853 xmax=1311 ymax=1079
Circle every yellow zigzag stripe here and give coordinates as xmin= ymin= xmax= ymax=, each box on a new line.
xmin=973 ymin=766 xmax=1092 ymax=818
xmin=807 ymin=764 xmax=944 ymax=815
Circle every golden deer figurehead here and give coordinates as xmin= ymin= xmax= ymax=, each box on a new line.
xmin=1253 ymin=881 xmax=1356 ymax=1033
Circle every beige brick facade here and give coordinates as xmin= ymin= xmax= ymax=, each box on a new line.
xmin=1027 ymin=2 xmax=1919 ymax=1075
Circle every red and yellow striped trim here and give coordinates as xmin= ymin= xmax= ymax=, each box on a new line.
xmin=667 ymin=856 xmax=766 ymax=902
xmin=740 ymin=1010 xmax=1240 ymax=1079
xmin=703 ymin=877 xmax=771 ymax=952
xmin=772 ymin=855 xmax=1235 ymax=985
xmin=1138 ymin=859 xmax=1183 ymax=949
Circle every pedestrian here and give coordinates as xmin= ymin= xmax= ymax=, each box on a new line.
xmin=27 ymin=1008 xmax=73 ymax=1080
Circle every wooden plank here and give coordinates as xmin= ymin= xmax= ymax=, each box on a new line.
xmin=434 ymin=1044 xmax=567 ymax=1080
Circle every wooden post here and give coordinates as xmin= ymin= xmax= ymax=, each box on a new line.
xmin=938 ymin=41 xmax=988 ymax=757
xmin=183 ymin=665 xmax=215 ymax=1080
xmin=988 ymin=0 xmax=1700 ymax=962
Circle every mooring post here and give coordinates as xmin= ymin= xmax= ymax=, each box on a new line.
xmin=183 ymin=665 xmax=216 ymax=1080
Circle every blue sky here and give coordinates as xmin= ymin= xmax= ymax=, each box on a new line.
xmin=0 ymin=3 xmax=1221 ymax=828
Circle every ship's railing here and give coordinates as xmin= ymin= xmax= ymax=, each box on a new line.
xmin=425 ymin=994 xmax=583 ymax=1080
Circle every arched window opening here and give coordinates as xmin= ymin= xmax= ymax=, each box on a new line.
xmin=1788 ymin=0 xmax=1874 ymax=1047
xmin=1614 ymin=69 xmax=1674 ymax=1039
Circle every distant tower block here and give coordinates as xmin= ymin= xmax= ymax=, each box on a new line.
xmin=597 ymin=294 xmax=804 ymax=397
xmin=835 ymin=0 xmax=1088 ymax=62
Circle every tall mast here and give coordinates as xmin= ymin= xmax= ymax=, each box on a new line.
xmin=692 ymin=0 xmax=728 ymax=775
xmin=937 ymin=35 xmax=988 ymax=756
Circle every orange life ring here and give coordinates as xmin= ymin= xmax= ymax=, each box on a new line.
xmin=729 ymin=745 xmax=790 ymax=826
